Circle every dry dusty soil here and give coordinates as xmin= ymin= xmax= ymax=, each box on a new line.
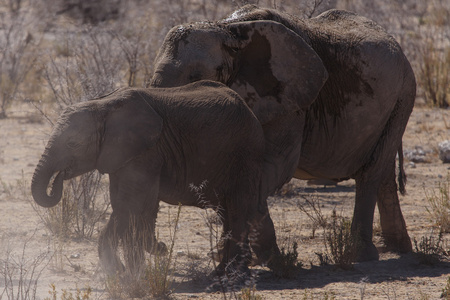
xmin=0 ymin=103 xmax=449 ymax=299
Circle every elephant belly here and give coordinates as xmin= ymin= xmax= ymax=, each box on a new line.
xmin=298 ymin=96 xmax=394 ymax=180
xmin=158 ymin=173 xmax=223 ymax=208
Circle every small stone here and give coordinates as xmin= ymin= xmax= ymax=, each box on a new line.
xmin=438 ymin=140 xmax=450 ymax=163
xmin=407 ymin=162 xmax=416 ymax=168
xmin=404 ymin=146 xmax=429 ymax=163
xmin=70 ymin=253 xmax=80 ymax=259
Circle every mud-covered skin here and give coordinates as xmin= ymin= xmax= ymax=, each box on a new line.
xmin=151 ymin=6 xmax=415 ymax=261
xmin=31 ymin=81 xmax=278 ymax=276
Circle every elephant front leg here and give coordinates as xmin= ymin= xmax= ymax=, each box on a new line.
xmin=377 ymin=161 xmax=412 ymax=253
xmin=98 ymin=212 xmax=125 ymax=275
xmin=105 ymin=166 xmax=161 ymax=276
xmin=98 ymin=211 xmax=147 ymax=276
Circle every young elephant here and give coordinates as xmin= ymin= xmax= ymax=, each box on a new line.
xmin=31 ymin=80 xmax=278 ymax=275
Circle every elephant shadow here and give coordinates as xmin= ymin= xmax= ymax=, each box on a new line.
xmin=170 ymin=253 xmax=450 ymax=294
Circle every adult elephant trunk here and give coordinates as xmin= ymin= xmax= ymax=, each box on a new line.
xmin=31 ymin=154 xmax=64 ymax=208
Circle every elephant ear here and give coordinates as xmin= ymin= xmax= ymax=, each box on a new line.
xmin=97 ymin=92 xmax=163 ymax=174
xmin=226 ymin=20 xmax=328 ymax=124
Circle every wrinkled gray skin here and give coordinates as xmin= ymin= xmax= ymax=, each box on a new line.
xmin=31 ymin=81 xmax=278 ymax=275
xmin=151 ymin=5 xmax=416 ymax=261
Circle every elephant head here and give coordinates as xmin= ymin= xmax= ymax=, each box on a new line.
xmin=151 ymin=20 xmax=328 ymax=124
xmin=31 ymin=91 xmax=163 ymax=208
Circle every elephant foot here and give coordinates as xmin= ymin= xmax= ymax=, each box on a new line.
xmin=99 ymin=253 xmax=126 ymax=276
xmin=153 ymin=241 xmax=168 ymax=255
xmin=211 ymin=247 xmax=278 ymax=267
xmin=382 ymin=233 xmax=412 ymax=253
xmin=145 ymin=240 xmax=168 ymax=256
xmin=252 ymin=245 xmax=281 ymax=267
xmin=208 ymin=262 xmax=252 ymax=293
xmin=356 ymin=242 xmax=379 ymax=262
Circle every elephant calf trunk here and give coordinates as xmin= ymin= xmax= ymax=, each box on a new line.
xmin=31 ymin=160 xmax=64 ymax=208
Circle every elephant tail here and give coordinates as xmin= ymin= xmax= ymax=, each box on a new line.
xmin=397 ymin=142 xmax=406 ymax=195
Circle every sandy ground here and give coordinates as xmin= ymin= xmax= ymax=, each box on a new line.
xmin=0 ymin=103 xmax=449 ymax=299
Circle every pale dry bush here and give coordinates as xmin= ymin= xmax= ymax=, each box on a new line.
xmin=315 ymin=210 xmax=359 ymax=270
xmin=416 ymin=3 xmax=450 ymax=108
xmin=43 ymin=26 xmax=122 ymax=109
xmin=44 ymin=283 xmax=92 ymax=300
xmin=426 ymin=174 xmax=450 ymax=233
xmin=297 ymin=193 xmax=328 ymax=238
xmin=0 ymin=232 xmax=50 ymax=300
xmin=0 ymin=1 xmax=42 ymax=118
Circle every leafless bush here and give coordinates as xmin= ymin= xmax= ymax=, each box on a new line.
xmin=0 ymin=232 xmax=50 ymax=300
xmin=297 ymin=193 xmax=328 ymax=238
xmin=413 ymin=231 xmax=449 ymax=265
xmin=425 ymin=174 xmax=450 ymax=233
xmin=51 ymin=0 xmax=123 ymax=24
xmin=43 ymin=26 xmax=122 ymax=110
xmin=45 ymin=283 xmax=93 ymax=300
xmin=0 ymin=3 xmax=39 ymax=118
xmin=68 ymin=172 xmax=109 ymax=239
xmin=109 ymin=17 xmax=158 ymax=88
xmin=317 ymin=210 xmax=359 ymax=270
xmin=269 ymin=240 xmax=302 ymax=279
xmin=417 ymin=16 xmax=450 ymax=107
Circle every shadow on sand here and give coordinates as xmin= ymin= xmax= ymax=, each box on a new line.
xmin=170 ymin=253 xmax=450 ymax=294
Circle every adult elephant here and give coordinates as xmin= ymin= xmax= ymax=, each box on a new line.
xmin=31 ymin=81 xmax=279 ymax=275
xmin=150 ymin=5 xmax=416 ymax=261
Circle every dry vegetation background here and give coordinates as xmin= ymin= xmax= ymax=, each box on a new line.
xmin=0 ymin=0 xmax=449 ymax=299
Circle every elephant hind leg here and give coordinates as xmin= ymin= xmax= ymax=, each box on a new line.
xmin=352 ymin=172 xmax=380 ymax=261
xmin=377 ymin=160 xmax=412 ymax=253
xmin=248 ymin=202 xmax=280 ymax=267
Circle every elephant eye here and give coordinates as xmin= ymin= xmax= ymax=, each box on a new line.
xmin=67 ymin=141 xmax=81 ymax=149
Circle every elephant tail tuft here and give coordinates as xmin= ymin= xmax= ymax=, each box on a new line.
xmin=398 ymin=142 xmax=406 ymax=195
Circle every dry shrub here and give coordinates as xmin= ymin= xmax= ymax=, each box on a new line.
xmin=238 ymin=285 xmax=262 ymax=300
xmin=426 ymin=174 xmax=450 ymax=233
xmin=418 ymin=36 xmax=450 ymax=108
xmin=416 ymin=1 xmax=450 ymax=108
xmin=43 ymin=27 xmax=122 ymax=109
xmin=442 ymin=276 xmax=450 ymax=299
xmin=45 ymin=284 xmax=92 ymax=300
xmin=302 ymin=289 xmax=336 ymax=300
xmin=145 ymin=204 xmax=181 ymax=298
xmin=297 ymin=193 xmax=328 ymax=238
xmin=269 ymin=241 xmax=302 ymax=279
xmin=0 ymin=3 xmax=40 ymax=118
xmin=413 ymin=231 xmax=449 ymax=265
xmin=0 ymin=232 xmax=50 ymax=300
xmin=322 ymin=210 xmax=359 ymax=270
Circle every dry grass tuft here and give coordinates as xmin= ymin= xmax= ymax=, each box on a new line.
xmin=426 ymin=174 xmax=450 ymax=233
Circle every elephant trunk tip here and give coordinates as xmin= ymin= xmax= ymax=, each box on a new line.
xmin=31 ymin=169 xmax=64 ymax=208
